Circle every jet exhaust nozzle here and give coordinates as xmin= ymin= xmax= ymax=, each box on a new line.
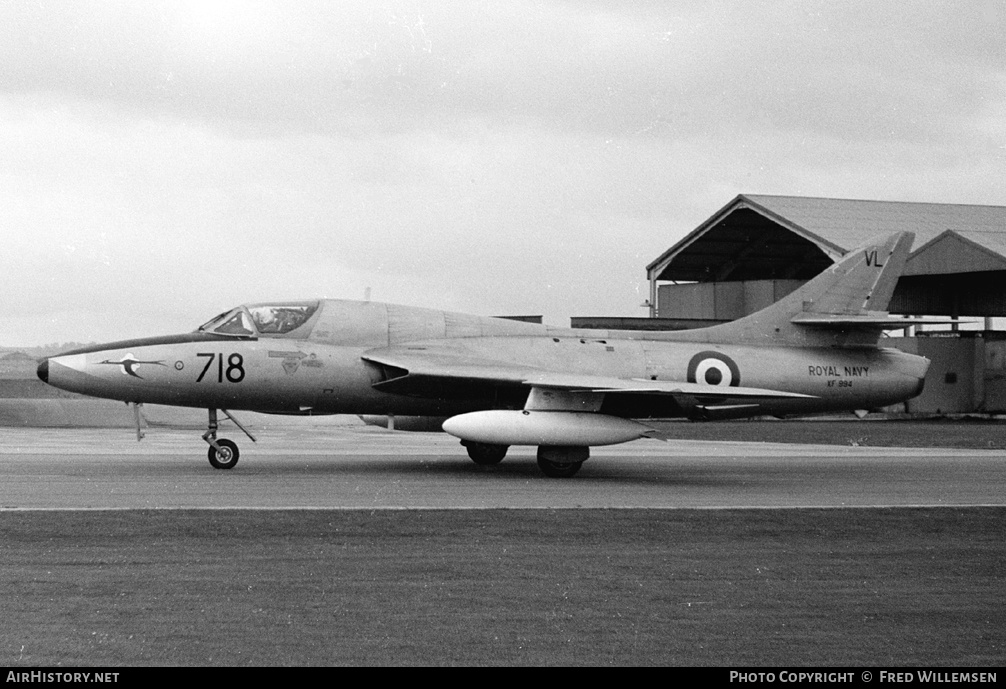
xmin=442 ymin=410 xmax=651 ymax=447
xmin=37 ymin=358 xmax=49 ymax=383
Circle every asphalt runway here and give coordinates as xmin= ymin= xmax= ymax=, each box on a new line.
xmin=1 ymin=425 xmax=1003 ymax=510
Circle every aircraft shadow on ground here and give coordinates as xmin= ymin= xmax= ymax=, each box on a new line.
xmin=164 ymin=453 xmax=762 ymax=488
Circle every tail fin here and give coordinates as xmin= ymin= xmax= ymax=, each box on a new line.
xmin=798 ymin=231 xmax=911 ymax=316
xmin=681 ymin=232 xmax=914 ymax=347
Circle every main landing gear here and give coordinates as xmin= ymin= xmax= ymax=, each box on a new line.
xmin=536 ymin=446 xmax=589 ymax=478
xmin=461 ymin=441 xmax=588 ymax=477
xmin=203 ymin=408 xmax=256 ymax=470
xmin=463 ymin=441 xmax=509 ymax=466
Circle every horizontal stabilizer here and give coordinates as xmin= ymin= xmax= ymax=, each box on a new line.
xmin=791 ymin=313 xmax=960 ymax=330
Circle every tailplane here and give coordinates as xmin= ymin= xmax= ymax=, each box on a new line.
xmin=678 ymin=232 xmax=915 ymax=347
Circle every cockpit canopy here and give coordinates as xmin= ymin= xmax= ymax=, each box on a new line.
xmin=197 ymin=301 xmax=320 ymax=337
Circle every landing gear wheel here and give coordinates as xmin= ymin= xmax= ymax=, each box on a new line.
xmin=464 ymin=442 xmax=509 ymax=466
xmin=536 ymin=446 xmax=588 ymax=478
xmin=537 ymin=457 xmax=583 ymax=478
xmin=208 ymin=438 xmax=240 ymax=470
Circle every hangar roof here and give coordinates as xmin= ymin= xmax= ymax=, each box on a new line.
xmin=648 ymin=194 xmax=1006 ymax=282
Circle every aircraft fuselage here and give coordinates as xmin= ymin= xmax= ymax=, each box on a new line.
xmin=33 ymin=232 xmax=935 ymax=477
xmin=38 ymin=300 xmax=926 ymax=420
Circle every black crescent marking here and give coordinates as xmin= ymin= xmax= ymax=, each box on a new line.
xmin=98 ymin=357 xmax=166 ymax=379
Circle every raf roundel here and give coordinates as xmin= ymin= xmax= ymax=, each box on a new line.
xmin=687 ymin=351 xmax=740 ymax=387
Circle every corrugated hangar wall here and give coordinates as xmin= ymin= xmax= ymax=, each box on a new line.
xmin=889 ymin=335 xmax=1006 ymax=414
xmin=657 ymin=279 xmax=804 ymax=322
xmin=641 ymin=195 xmax=1006 ymax=415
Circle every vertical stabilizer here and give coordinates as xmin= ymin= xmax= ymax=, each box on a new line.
xmin=670 ymin=232 xmax=914 ymax=347
xmin=802 ymin=232 xmax=912 ymax=316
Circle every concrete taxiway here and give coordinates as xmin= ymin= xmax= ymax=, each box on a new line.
xmin=1 ymin=425 xmax=1003 ymax=510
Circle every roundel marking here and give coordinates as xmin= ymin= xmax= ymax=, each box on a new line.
xmin=687 ymin=351 xmax=740 ymax=387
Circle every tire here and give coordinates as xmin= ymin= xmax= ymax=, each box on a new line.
xmin=536 ymin=446 xmax=588 ymax=478
xmin=208 ymin=438 xmax=240 ymax=469
xmin=536 ymin=456 xmax=583 ymax=478
xmin=464 ymin=442 xmax=509 ymax=466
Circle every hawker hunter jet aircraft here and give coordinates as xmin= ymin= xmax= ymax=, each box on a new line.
xmin=39 ymin=232 xmax=930 ymax=477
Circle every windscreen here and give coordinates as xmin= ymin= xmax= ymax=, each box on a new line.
xmin=197 ymin=308 xmax=255 ymax=336
xmin=213 ymin=310 xmax=255 ymax=335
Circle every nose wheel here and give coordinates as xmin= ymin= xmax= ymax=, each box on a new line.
xmin=207 ymin=438 xmax=240 ymax=469
xmin=202 ymin=408 xmax=256 ymax=470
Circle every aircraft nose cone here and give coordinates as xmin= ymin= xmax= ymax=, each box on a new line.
xmin=37 ymin=358 xmax=49 ymax=383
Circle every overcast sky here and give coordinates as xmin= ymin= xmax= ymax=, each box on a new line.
xmin=1 ymin=0 xmax=1004 ymax=346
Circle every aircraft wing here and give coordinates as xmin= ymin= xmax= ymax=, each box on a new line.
xmin=361 ymin=348 xmax=813 ymax=403
xmin=524 ymin=373 xmax=813 ymax=398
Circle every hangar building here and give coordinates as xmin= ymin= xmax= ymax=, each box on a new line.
xmin=600 ymin=195 xmax=1006 ymax=414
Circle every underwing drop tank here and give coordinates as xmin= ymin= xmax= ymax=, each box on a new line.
xmin=442 ymin=410 xmax=652 ymax=447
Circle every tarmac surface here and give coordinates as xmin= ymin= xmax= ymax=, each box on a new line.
xmin=2 ymin=425 xmax=1004 ymax=510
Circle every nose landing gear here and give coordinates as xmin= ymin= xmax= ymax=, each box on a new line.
xmin=202 ymin=408 xmax=256 ymax=470
xmin=207 ymin=438 xmax=240 ymax=469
